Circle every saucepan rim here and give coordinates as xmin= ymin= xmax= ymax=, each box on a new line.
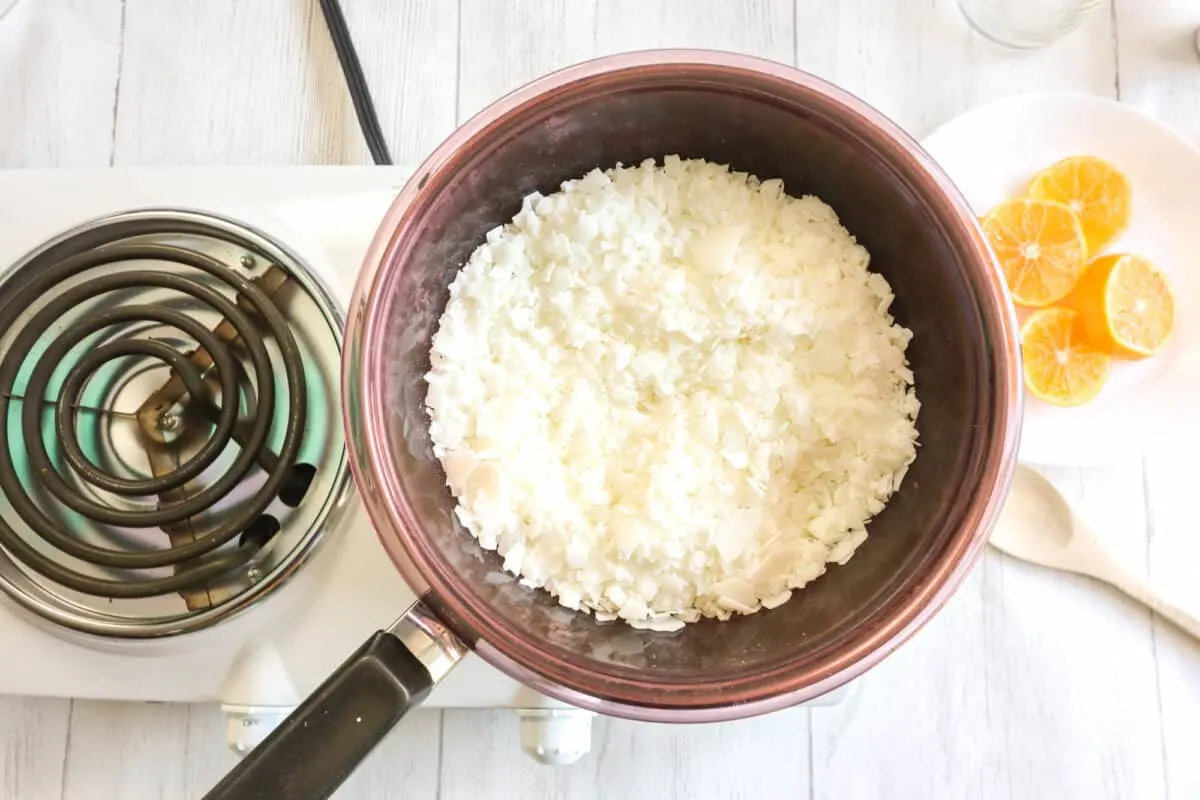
xmin=342 ymin=48 xmax=1023 ymax=722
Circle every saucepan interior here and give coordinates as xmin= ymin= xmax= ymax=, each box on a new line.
xmin=353 ymin=51 xmax=1020 ymax=720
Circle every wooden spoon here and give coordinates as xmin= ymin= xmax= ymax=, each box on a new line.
xmin=990 ymin=464 xmax=1200 ymax=641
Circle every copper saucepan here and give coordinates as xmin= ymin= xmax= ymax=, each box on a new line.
xmin=205 ymin=49 xmax=1022 ymax=799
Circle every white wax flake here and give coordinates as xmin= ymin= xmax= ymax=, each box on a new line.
xmin=425 ymin=156 xmax=919 ymax=630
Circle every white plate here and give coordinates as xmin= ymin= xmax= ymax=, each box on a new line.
xmin=922 ymin=93 xmax=1200 ymax=467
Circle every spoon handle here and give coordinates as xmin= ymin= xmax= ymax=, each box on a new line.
xmin=1104 ymin=569 xmax=1200 ymax=642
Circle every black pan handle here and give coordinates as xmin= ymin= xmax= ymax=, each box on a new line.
xmin=203 ymin=601 xmax=468 ymax=800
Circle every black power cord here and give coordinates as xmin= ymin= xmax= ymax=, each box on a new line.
xmin=318 ymin=0 xmax=393 ymax=166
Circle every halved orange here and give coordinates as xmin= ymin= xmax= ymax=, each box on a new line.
xmin=980 ymin=198 xmax=1088 ymax=307
xmin=1020 ymin=307 xmax=1111 ymax=406
xmin=1062 ymin=253 xmax=1175 ymax=359
xmin=1027 ymin=155 xmax=1132 ymax=256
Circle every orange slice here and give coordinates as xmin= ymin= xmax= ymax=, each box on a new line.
xmin=1020 ymin=307 xmax=1111 ymax=406
xmin=1027 ymin=155 xmax=1132 ymax=256
xmin=980 ymin=198 xmax=1088 ymax=307
xmin=1062 ymin=253 xmax=1175 ymax=359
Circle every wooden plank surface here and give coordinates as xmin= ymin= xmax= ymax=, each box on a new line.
xmin=594 ymin=0 xmax=794 ymax=61
xmin=61 ymin=701 xmax=196 ymax=799
xmin=114 ymin=0 xmax=344 ymax=165
xmin=457 ymin=0 xmax=597 ymax=123
xmin=440 ymin=708 xmax=810 ymax=800
xmin=0 ymin=696 xmax=71 ymax=800
xmin=1 ymin=0 xmax=1198 ymax=798
xmin=1114 ymin=0 xmax=1200 ymax=139
xmin=794 ymin=0 xmax=1118 ymax=137
xmin=113 ymin=0 xmax=459 ymax=165
xmin=1143 ymin=452 xmax=1200 ymax=800
xmin=0 ymin=0 xmax=122 ymax=166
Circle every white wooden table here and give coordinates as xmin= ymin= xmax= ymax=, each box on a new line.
xmin=2 ymin=1 xmax=1198 ymax=798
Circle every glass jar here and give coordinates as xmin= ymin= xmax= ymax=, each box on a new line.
xmin=958 ymin=0 xmax=1103 ymax=49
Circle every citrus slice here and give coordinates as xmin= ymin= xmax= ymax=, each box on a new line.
xmin=1062 ymin=253 xmax=1176 ymax=359
xmin=1020 ymin=307 xmax=1111 ymax=406
xmin=980 ymin=198 xmax=1088 ymax=307
xmin=1027 ymin=155 xmax=1132 ymax=256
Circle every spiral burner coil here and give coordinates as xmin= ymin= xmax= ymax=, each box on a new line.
xmin=0 ymin=211 xmax=346 ymax=631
